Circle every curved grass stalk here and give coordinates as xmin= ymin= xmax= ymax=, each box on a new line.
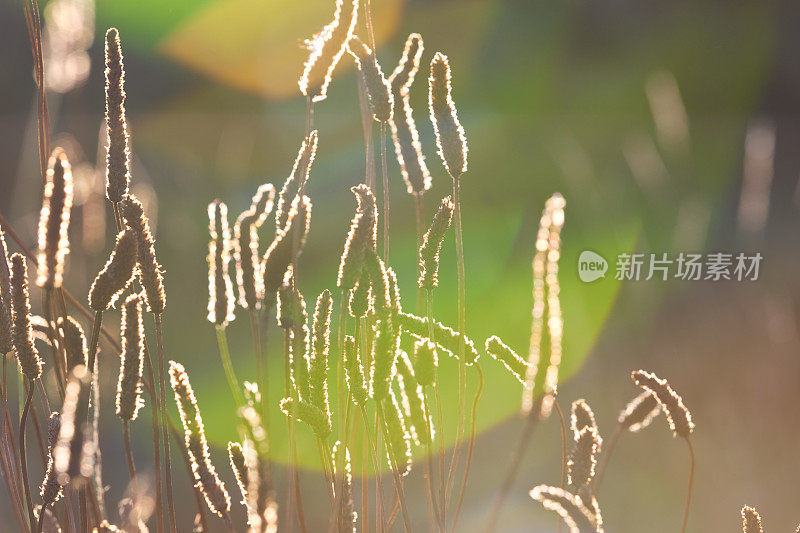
xmin=424 ymin=290 xmax=447 ymax=521
xmin=359 ymin=404 xmax=387 ymax=530
xmin=19 ymin=382 xmax=35 ymax=530
xmin=445 ymin=176 xmax=467 ymax=516
xmin=380 ymin=125 xmax=390 ymax=260
xmin=451 ymin=363 xmax=484 ymax=533
xmin=422 ymin=391 xmax=444 ymax=531
xmin=215 ymin=326 xmax=244 ymax=408
xmin=553 ymin=400 xmax=568 ymax=533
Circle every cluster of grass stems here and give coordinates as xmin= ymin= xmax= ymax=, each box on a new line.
xmin=0 ymin=0 xmax=783 ymax=532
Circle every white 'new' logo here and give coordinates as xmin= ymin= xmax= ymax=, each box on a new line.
xmin=578 ymin=251 xmax=607 ymax=282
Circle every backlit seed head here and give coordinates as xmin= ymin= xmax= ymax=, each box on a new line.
xmin=10 ymin=254 xmax=43 ymax=381
xmin=412 ymin=339 xmax=437 ymax=387
xmin=40 ymin=454 xmax=64 ymax=506
xmin=348 ymin=37 xmax=393 ymax=123
xmin=382 ymin=390 xmax=412 ymax=476
xmin=170 ymin=360 xmax=231 ymax=516
xmin=332 ymin=441 xmax=358 ymax=532
xmin=618 ymin=390 xmax=661 ymax=433
xmin=741 ymin=506 xmax=762 ymax=533
xmin=395 ymin=351 xmax=432 ymax=446
xmin=418 ymin=196 xmax=454 ymax=289
xmin=631 ymin=370 xmax=694 ymax=438
xmin=485 ymin=335 xmax=531 ymax=386
xmin=348 ymin=271 xmax=371 ymax=318
xmin=279 ymin=397 xmax=331 ymax=437
xmin=207 ymin=200 xmax=235 ymax=326
xmin=567 ymin=426 xmax=600 ymax=489
xmin=309 ymin=290 xmax=332 ymax=423
xmin=54 ymin=365 xmax=93 ymax=485
xmin=116 ymin=294 xmax=145 ymax=421
xmin=399 ymin=311 xmax=480 ymax=365
xmin=104 ymin=28 xmax=131 ymax=203
xmin=0 ymin=228 xmax=12 ymax=355
xmin=530 ymin=485 xmax=603 ymax=533
xmin=88 ymin=230 xmax=138 ymax=311
xmin=429 ymin=52 xmax=468 ymax=179
xmin=47 ymin=412 xmax=62 ymax=450
xmin=120 ymin=195 xmax=166 ymax=314
xmin=262 ymin=195 xmax=312 ymax=303
xmin=571 ymin=399 xmax=599 ymax=444
xmin=276 ymin=132 xmax=318 ymax=232
xmin=58 ymin=316 xmax=88 ymax=372
xmin=343 ymin=335 xmax=368 ymax=406
xmin=228 ymin=441 xmax=259 ymax=527
xmin=250 ymin=184 xmax=276 ymax=227
xmin=277 ymin=278 xmax=307 ymax=332
xmin=37 ymin=147 xmax=73 ymax=289
xmin=388 ymin=33 xmax=431 ymax=195
xmin=389 ymin=33 xmax=423 ymax=96
xmin=299 ymin=0 xmax=359 ymax=102
xmin=338 ymin=185 xmax=377 ymax=290
xmin=235 ymin=184 xmax=276 ymax=310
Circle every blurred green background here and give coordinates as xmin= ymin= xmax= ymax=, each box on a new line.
xmin=3 ymin=0 xmax=800 ymax=531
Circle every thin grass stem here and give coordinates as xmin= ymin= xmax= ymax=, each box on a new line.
xmin=215 ymin=326 xmax=244 ymax=408
xmin=155 ymin=315 xmax=177 ymax=533
xmin=142 ymin=344 xmax=164 ymax=533
xmin=592 ymin=424 xmax=622 ymax=494
xmin=375 ymin=402 xmax=412 ymax=533
xmin=451 ymin=363 xmax=484 ymax=533
xmin=19 ymin=382 xmax=35 ymax=530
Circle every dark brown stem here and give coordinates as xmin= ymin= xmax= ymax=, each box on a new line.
xmin=451 ymin=363 xmax=484 ymax=533
xmin=682 ymin=437 xmax=695 ymax=533
xmin=86 ymin=311 xmax=103 ymax=373
xmin=122 ymin=421 xmax=136 ymax=484
xmin=19 ymin=383 xmax=35 ymax=530
xmin=154 ymin=315 xmax=177 ymax=533
xmin=142 ymin=344 xmax=164 ymax=533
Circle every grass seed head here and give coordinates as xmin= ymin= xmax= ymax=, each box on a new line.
xmin=116 ymin=294 xmax=145 ymax=421
xmin=395 ymin=351 xmax=432 ymax=446
xmin=207 ymin=200 xmax=236 ymax=326
xmin=485 ymin=335 xmax=531 ymax=385
xmin=10 ymin=253 xmax=43 ymax=381
xmin=343 ymin=335 xmax=368 ymax=406
xmin=567 ymin=426 xmax=601 ymax=489
xmin=299 ymin=0 xmax=359 ymax=102
xmin=170 ymin=360 xmax=231 ymax=516
xmin=338 ymin=185 xmax=377 ymax=290
xmin=571 ymin=399 xmax=600 ymax=444
xmin=0 ymin=229 xmax=11 ymax=355
xmin=418 ymin=195 xmax=454 ymax=288
xmin=310 ymin=289 xmax=332 ymax=423
xmin=37 ymin=147 xmax=73 ymax=289
xmin=58 ymin=316 xmax=88 ymax=371
xmin=429 ymin=52 xmax=468 ymax=179
xmin=88 ymin=229 xmax=138 ymax=311
xmin=388 ymin=33 xmax=431 ymax=195
xmin=382 ymin=390 xmax=412 ymax=476
xmin=279 ymin=397 xmax=331 ymax=437
xmin=530 ymin=485 xmax=603 ymax=533
xmin=741 ymin=506 xmax=762 ymax=533
xmin=618 ymin=390 xmax=661 ymax=433
xmin=399 ymin=311 xmax=479 ymax=365
xmin=54 ymin=365 xmax=93 ymax=485
xmin=104 ymin=28 xmax=130 ymax=203
xmin=631 ymin=369 xmax=694 ymax=438
xmin=121 ymin=194 xmax=166 ymax=314
xmin=348 ymin=37 xmax=393 ymax=123
xmin=262 ymin=195 xmax=312 ymax=303
xmin=348 ymin=271 xmax=371 ymax=318
xmin=276 ymin=132 xmax=318 ymax=231
xmin=412 ymin=338 xmax=437 ymax=386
